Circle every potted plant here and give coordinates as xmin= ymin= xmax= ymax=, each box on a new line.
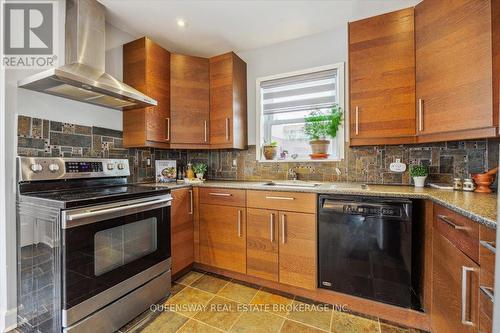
xmin=409 ymin=165 xmax=428 ymax=188
xmin=193 ymin=163 xmax=208 ymax=179
xmin=304 ymin=105 xmax=343 ymax=159
xmin=262 ymin=141 xmax=279 ymax=160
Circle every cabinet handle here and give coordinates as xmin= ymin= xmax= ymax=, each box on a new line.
xmin=281 ymin=214 xmax=286 ymax=244
xmin=479 ymin=286 xmax=494 ymax=303
xmin=166 ymin=117 xmax=170 ymax=141
xmin=418 ymin=99 xmax=423 ymax=132
xmin=204 ymin=121 xmax=208 ymax=142
xmin=480 ymin=240 xmax=496 ymax=254
xmin=225 ymin=118 xmax=230 ymax=141
xmin=237 ymin=210 xmax=242 ymax=237
xmin=355 ymin=106 xmax=359 ymax=136
xmin=189 ymin=190 xmax=193 ymax=215
xmin=265 ymin=196 xmax=295 ymax=201
xmin=437 ymin=215 xmax=467 ymax=230
xmin=270 ymin=213 xmax=274 ymax=242
xmin=461 ymin=266 xmax=476 ymax=326
xmin=209 ymin=192 xmax=232 ymax=197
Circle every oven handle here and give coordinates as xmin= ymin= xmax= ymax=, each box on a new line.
xmin=65 ymin=197 xmax=172 ymax=221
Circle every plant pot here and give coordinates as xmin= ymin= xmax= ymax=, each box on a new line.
xmin=309 ymin=140 xmax=330 ymax=155
xmin=263 ymin=145 xmax=278 ymax=160
xmin=196 ymin=173 xmax=204 ymax=180
xmin=413 ymin=176 xmax=427 ymax=188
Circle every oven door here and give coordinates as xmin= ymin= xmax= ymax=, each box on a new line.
xmin=61 ymin=194 xmax=171 ymax=327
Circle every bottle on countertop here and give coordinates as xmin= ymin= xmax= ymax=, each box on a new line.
xmin=186 ymin=163 xmax=195 ymax=179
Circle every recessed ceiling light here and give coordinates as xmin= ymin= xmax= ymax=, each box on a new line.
xmin=176 ymin=19 xmax=186 ymax=27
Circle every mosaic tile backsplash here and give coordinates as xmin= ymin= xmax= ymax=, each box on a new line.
xmin=17 ymin=115 xmax=500 ymax=186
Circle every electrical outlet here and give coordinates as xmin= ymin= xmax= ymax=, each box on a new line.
xmin=232 ymin=159 xmax=237 ymax=167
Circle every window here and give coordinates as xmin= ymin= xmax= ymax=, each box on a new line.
xmin=256 ymin=63 xmax=345 ymax=162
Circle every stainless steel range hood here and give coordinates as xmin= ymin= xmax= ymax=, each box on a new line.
xmin=18 ymin=0 xmax=157 ymax=110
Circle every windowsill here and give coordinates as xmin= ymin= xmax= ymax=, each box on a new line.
xmin=257 ymin=158 xmax=342 ymax=163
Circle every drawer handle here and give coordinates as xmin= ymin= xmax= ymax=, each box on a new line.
xmin=461 ymin=266 xmax=477 ymax=326
xmin=265 ymin=196 xmax=295 ymax=201
xmin=437 ymin=215 xmax=467 ymax=230
xmin=480 ymin=286 xmax=494 ymax=303
xmin=209 ymin=192 xmax=232 ymax=197
xmin=480 ymin=240 xmax=496 ymax=254
xmin=270 ymin=213 xmax=274 ymax=242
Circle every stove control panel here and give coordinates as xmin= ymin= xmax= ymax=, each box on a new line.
xmin=18 ymin=157 xmax=130 ymax=181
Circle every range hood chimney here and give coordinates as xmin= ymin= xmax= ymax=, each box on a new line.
xmin=18 ymin=0 xmax=157 ymax=110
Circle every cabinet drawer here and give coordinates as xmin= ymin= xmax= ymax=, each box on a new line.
xmin=247 ymin=190 xmax=316 ymax=213
xmin=433 ymin=205 xmax=479 ymax=263
xmin=199 ymin=188 xmax=246 ymax=207
xmin=480 ymin=225 xmax=496 ymax=287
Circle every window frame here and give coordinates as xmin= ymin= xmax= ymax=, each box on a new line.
xmin=255 ymin=62 xmax=345 ymax=163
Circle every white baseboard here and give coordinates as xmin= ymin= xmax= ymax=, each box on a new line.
xmin=1 ymin=307 xmax=16 ymax=333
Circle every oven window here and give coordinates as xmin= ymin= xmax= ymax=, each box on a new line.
xmin=94 ymin=217 xmax=158 ymax=276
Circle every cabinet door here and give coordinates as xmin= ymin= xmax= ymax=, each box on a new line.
xmin=199 ymin=204 xmax=246 ymax=274
xmin=415 ymin=0 xmax=495 ymax=140
xmin=209 ymin=52 xmax=247 ymax=149
xmin=246 ymin=208 xmax=279 ymax=282
xmin=278 ymin=212 xmax=316 ymax=290
xmin=145 ymin=38 xmax=170 ymax=143
xmin=209 ymin=53 xmax=233 ymax=146
xmin=349 ymin=8 xmax=416 ymax=145
xmin=170 ymin=54 xmax=210 ymax=145
xmin=171 ymin=188 xmax=194 ymax=275
xmin=432 ymin=232 xmax=479 ymax=333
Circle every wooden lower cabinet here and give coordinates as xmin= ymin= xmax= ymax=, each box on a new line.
xmin=199 ymin=204 xmax=246 ymax=274
xmin=431 ymin=232 xmax=479 ymax=333
xmin=246 ymin=209 xmax=316 ymax=290
xmin=279 ymin=211 xmax=317 ymax=290
xmin=246 ymin=208 xmax=279 ymax=282
xmin=171 ymin=188 xmax=194 ymax=275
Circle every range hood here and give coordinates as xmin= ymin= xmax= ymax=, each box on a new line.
xmin=18 ymin=0 xmax=156 ymax=110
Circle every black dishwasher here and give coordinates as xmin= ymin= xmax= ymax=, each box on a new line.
xmin=318 ymin=195 xmax=413 ymax=308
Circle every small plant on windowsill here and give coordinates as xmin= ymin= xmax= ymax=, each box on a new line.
xmin=409 ymin=164 xmax=428 ymax=188
xmin=193 ymin=163 xmax=208 ymax=180
xmin=262 ymin=140 xmax=279 ymax=160
xmin=304 ymin=105 xmax=343 ymax=159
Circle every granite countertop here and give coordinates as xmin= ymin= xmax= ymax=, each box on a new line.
xmin=139 ymin=180 xmax=497 ymax=229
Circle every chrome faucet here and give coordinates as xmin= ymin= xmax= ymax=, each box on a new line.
xmin=288 ymin=169 xmax=298 ymax=181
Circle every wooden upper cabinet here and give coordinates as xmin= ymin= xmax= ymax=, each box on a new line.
xmin=349 ymin=8 xmax=416 ymax=146
xmin=209 ymin=52 xmax=248 ymax=149
xmin=170 ymin=54 xmax=210 ymax=147
xmin=123 ymin=37 xmax=170 ymax=148
xmin=171 ymin=188 xmax=194 ymax=276
xmin=415 ymin=0 xmax=499 ymax=142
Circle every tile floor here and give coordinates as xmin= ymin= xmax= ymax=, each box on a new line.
xmin=119 ymin=270 xmax=427 ymax=333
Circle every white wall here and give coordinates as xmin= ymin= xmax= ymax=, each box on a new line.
xmin=237 ymin=24 xmax=348 ymax=145
xmin=1 ymin=0 xmax=135 ymax=329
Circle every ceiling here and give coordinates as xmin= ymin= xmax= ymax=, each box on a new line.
xmin=100 ymin=0 xmax=421 ymax=57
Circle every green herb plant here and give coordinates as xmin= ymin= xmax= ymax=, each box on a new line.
xmin=409 ymin=165 xmax=428 ymax=177
xmin=304 ymin=105 xmax=343 ymax=141
xmin=264 ymin=140 xmax=278 ymax=147
xmin=192 ymin=163 xmax=208 ymax=174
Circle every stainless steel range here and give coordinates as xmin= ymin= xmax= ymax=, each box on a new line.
xmin=16 ymin=157 xmax=172 ymax=333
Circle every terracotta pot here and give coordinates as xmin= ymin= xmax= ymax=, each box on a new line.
xmin=309 ymin=140 xmax=330 ymax=155
xmin=263 ymin=145 xmax=278 ymax=160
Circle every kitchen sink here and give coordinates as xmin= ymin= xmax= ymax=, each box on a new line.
xmin=263 ymin=181 xmax=321 ymax=188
